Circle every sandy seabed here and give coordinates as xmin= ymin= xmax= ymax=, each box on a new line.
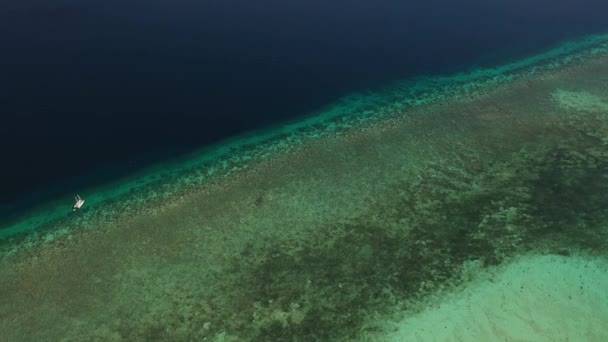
xmin=372 ymin=254 xmax=608 ymax=341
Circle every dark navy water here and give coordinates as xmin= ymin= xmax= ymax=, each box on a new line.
xmin=1 ymin=0 xmax=608 ymax=220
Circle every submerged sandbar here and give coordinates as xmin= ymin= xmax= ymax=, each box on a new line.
xmin=1 ymin=34 xmax=608 ymax=341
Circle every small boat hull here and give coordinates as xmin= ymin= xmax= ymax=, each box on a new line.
xmin=73 ymin=194 xmax=85 ymax=211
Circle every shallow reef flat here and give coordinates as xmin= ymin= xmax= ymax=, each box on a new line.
xmin=2 ymin=37 xmax=608 ymax=341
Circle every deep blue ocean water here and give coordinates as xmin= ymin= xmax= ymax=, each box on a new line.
xmin=1 ymin=0 xmax=608 ymax=221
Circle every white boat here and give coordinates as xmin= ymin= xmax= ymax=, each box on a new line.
xmin=73 ymin=194 xmax=85 ymax=211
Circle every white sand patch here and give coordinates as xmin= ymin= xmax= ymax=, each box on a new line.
xmin=552 ymin=89 xmax=608 ymax=112
xmin=379 ymin=254 xmax=608 ymax=342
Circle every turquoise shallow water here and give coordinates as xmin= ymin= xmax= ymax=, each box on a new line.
xmin=377 ymin=253 xmax=608 ymax=341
